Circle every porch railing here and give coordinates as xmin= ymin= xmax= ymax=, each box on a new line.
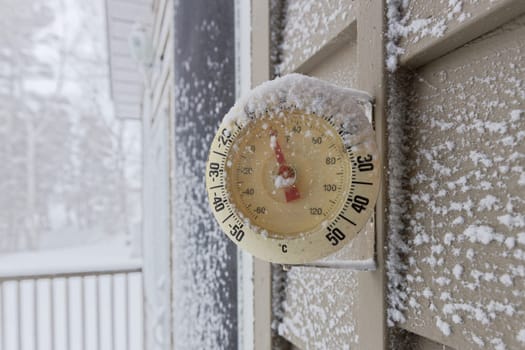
xmin=0 ymin=265 xmax=143 ymax=350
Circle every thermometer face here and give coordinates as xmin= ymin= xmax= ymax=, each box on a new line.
xmin=227 ymin=111 xmax=350 ymax=237
xmin=206 ymin=75 xmax=380 ymax=264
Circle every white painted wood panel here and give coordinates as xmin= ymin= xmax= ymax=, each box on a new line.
xmin=140 ymin=0 xmax=173 ymax=348
xmin=142 ymin=102 xmax=172 ymax=350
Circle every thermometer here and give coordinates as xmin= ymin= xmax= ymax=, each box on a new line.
xmin=206 ymin=74 xmax=380 ymax=264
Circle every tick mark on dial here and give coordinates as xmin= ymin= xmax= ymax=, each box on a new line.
xmin=213 ymin=150 xmax=227 ymax=158
xmin=353 ymin=181 xmax=373 ymax=185
xmin=339 ymin=214 xmax=356 ymax=226
xmin=222 ymin=213 xmax=234 ymax=224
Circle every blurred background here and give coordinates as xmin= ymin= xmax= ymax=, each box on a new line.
xmin=0 ymin=0 xmax=142 ymax=266
xmin=0 ymin=0 xmax=145 ymax=349
xmin=0 ymin=0 xmax=238 ymax=349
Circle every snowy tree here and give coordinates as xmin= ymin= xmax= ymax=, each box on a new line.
xmin=0 ymin=0 xmax=141 ymax=252
xmin=0 ymin=0 xmax=63 ymax=250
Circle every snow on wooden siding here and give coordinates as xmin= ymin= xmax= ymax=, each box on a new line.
xmin=388 ymin=0 xmax=525 ymax=68
xmin=388 ymin=14 xmax=525 ymax=349
xmin=273 ymin=0 xmax=525 ymax=349
xmin=277 ymin=0 xmax=357 ymax=75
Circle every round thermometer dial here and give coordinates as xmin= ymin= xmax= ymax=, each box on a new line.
xmin=206 ymin=75 xmax=380 ymax=264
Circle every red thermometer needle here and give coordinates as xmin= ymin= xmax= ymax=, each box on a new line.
xmin=271 ymin=131 xmax=300 ymax=202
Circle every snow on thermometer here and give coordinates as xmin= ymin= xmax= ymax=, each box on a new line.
xmin=206 ymin=74 xmax=380 ymax=264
